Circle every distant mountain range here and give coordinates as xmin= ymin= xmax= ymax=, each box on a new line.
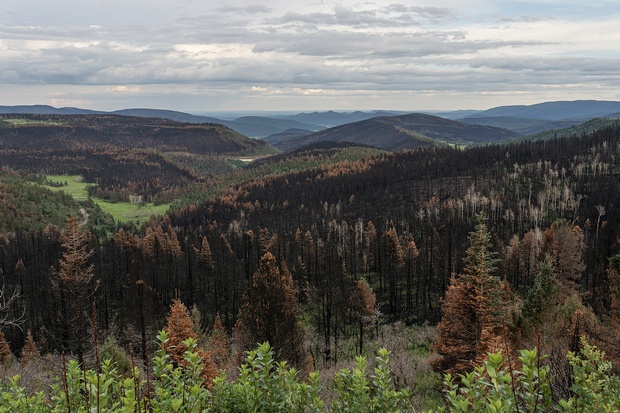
xmin=0 ymin=105 xmax=323 ymax=138
xmin=465 ymin=100 xmax=620 ymax=120
xmin=456 ymin=100 xmax=620 ymax=134
xmin=2 ymin=100 xmax=620 ymax=148
xmin=272 ymin=110 xmax=408 ymax=128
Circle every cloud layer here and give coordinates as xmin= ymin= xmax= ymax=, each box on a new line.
xmin=1 ymin=0 xmax=619 ymax=111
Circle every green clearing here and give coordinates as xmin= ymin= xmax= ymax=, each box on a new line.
xmin=2 ymin=118 xmax=63 ymax=126
xmin=42 ymin=175 xmax=171 ymax=223
xmin=43 ymin=175 xmax=90 ymax=200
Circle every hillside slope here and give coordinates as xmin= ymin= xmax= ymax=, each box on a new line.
xmin=460 ymin=116 xmax=582 ymax=135
xmin=0 ymin=114 xmax=274 ymax=155
xmin=517 ymin=117 xmax=620 ymax=142
xmin=0 ymin=114 xmax=277 ymax=205
xmin=470 ymin=100 xmax=620 ymax=120
xmin=268 ymin=113 xmax=518 ymax=151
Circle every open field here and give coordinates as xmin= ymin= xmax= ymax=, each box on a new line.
xmin=43 ymin=175 xmax=90 ymax=200
xmin=1 ymin=118 xmax=63 ymax=126
xmin=43 ymin=175 xmax=171 ymax=223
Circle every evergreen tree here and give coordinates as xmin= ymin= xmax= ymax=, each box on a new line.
xmin=163 ymin=299 xmax=197 ymax=363
xmin=522 ymin=257 xmax=561 ymax=328
xmin=541 ymin=221 xmax=586 ymax=300
xmin=51 ymin=216 xmax=97 ymax=361
xmin=431 ymin=273 xmax=479 ymax=375
xmin=207 ymin=313 xmax=231 ymax=371
xmin=234 ymin=252 xmax=308 ymax=371
xmin=432 ymin=213 xmax=509 ymax=376
xmin=349 ymin=278 xmax=377 ymax=354
xmin=163 ymin=299 xmax=219 ymax=388
xmin=20 ymin=329 xmax=40 ymax=362
xmin=0 ymin=330 xmax=12 ymax=365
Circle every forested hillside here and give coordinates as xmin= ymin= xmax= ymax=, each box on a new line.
xmin=518 ymin=117 xmax=620 ymax=142
xmin=270 ymin=113 xmax=519 ymax=151
xmin=0 ymin=172 xmax=113 ymax=233
xmin=0 ymin=122 xmax=619 ymax=410
xmin=0 ymin=114 xmax=277 ymax=205
xmin=0 ymin=114 xmax=272 ymax=154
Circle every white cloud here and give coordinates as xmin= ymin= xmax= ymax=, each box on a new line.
xmin=108 ymin=85 xmax=141 ymax=92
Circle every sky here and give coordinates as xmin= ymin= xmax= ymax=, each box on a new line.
xmin=1 ymin=0 xmax=619 ymax=113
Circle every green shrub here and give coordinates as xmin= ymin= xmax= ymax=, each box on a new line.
xmin=212 ymin=341 xmax=323 ymax=413
xmin=435 ymin=337 xmax=619 ymax=413
xmin=332 ymin=348 xmax=412 ymax=412
xmin=558 ymin=337 xmax=620 ymax=412
xmin=2 ymin=333 xmax=618 ymax=412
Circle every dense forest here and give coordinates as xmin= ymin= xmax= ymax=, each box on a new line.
xmin=0 ymin=120 xmax=619 ymax=410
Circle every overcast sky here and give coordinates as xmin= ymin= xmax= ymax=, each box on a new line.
xmin=1 ymin=0 xmax=619 ymax=113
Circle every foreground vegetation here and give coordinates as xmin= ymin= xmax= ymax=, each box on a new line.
xmin=1 ymin=333 xmax=618 ymax=412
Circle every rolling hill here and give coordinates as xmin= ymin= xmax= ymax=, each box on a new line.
xmin=112 ymin=108 xmax=223 ymax=124
xmin=517 ymin=117 xmax=620 ymax=142
xmin=274 ymin=110 xmax=408 ymax=128
xmin=469 ymin=100 xmax=620 ymax=121
xmin=460 ymin=116 xmax=582 ymax=135
xmin=262 ymin=128 xmax=314 ymax=145
xmin=0 ymin=113 xmax=275 ymax=155
xmin=0 ymin=113 xmax=279 ymax=205
xmin=266 ymin=113 xmax=519 ymax=151
xmin=223 ymin=116 xmax=323 ymax=138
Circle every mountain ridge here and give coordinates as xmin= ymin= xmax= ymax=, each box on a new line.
xmin=266 ymin=113 xmax=519 ymax=151
xmin=0 ymin=113 xmax=274 ymax=155
xmin=468 ymin=99 xmax=620 ymax=121
xmin=2 ymin=99 xmax=620 ymax=141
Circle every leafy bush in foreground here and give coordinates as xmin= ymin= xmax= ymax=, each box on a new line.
xmin=433 ymin=336 xmax=620 ymax=413
xmin=0 ymin=333 xmax=411 ymax=412
xmin=2 ymin=334 xmax=617 ymax=412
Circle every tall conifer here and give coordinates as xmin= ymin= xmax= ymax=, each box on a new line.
xmin=234 ymin=252 xmax=308 ymax=371
xmin=163 ymin=299 xmax=218 ymax=388
xmin=52 ymin=216 xmax=96 ymax=361
xmin=0 ymin=330 xmax=12 ymax=364
xmin=432 ymin=213 xmax=509 ymax=375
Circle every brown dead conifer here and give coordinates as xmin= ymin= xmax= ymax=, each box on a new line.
xmin=21 ymin=329 xmax=40 ymax=362
xmin=432 ymin=213 xmax=509 ymax=376
xmin=163 ymin=299 xmax=218 ymax=388
xmin=207 ymin=313 xmax=231 ymax=370
xmin=0 ymin=330 xmax=12 ymax=364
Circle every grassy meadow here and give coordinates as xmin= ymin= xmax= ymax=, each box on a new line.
xmin=1 ymin=118 xmax=63 ymax=126
xmin=43 ymin=175 xmax=170 ymax=223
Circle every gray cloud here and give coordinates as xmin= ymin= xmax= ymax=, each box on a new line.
xmin=214 ymin=4 xmax=272 ymax=14
xmin=0 ymin=0 xmax=619 ymax=111
xmin=267 ymin=3 xmax=454 ymax=28
xmin=499 ymin=15 xmax=547 ymax=23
